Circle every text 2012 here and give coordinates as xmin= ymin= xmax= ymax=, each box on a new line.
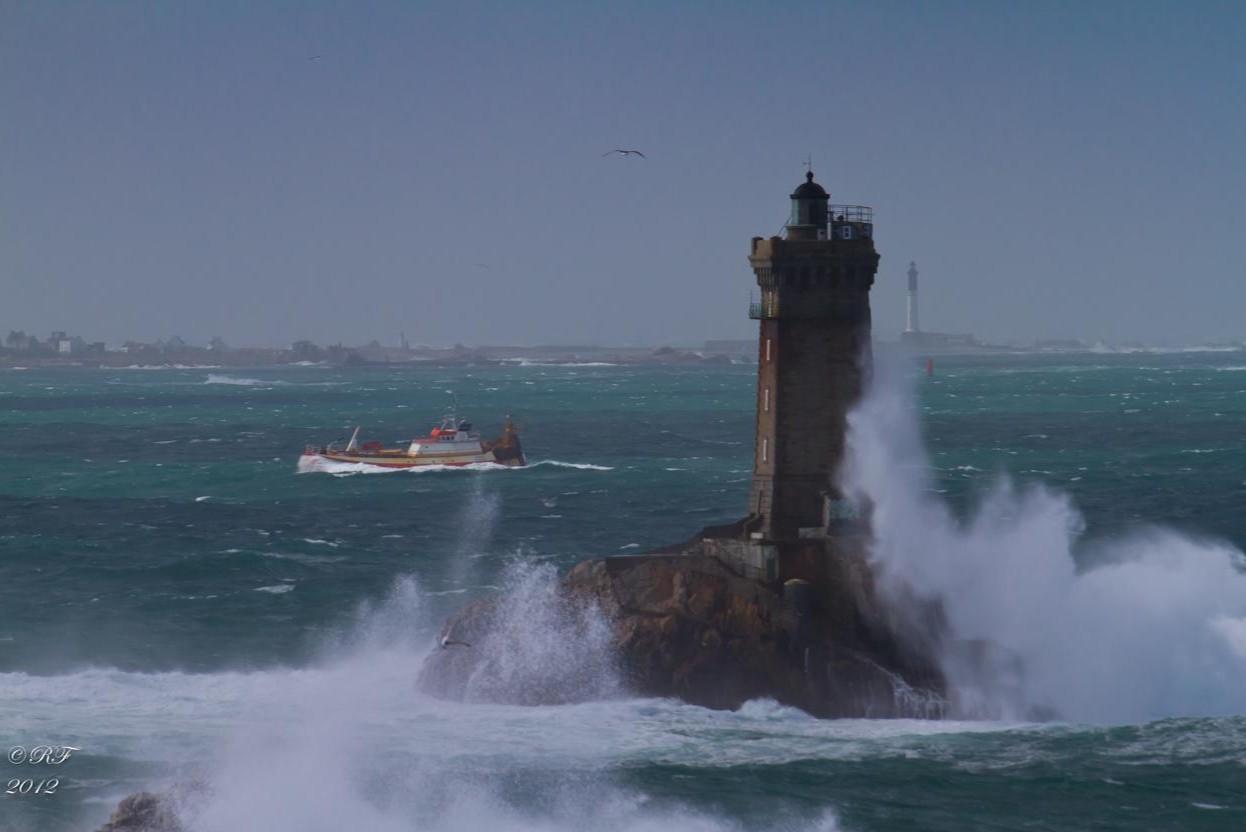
xmin=6 ymin=778 xmax=59 ymax=796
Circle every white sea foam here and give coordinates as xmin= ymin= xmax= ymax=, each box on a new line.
xmin=204 ymin=374 xmax=280 ymax=386
xmin=122 ymin=364 xmax=223 ymax=370
xmin=500 ymin=358 xmax=619 ymax=367
xmin=533 ymin=460 xmax=614 ymax=471
xmin=7 ymin=571 xmax=1237 ymax=830
xmin=1088 ymin=343 xmax=1243 ymax=355
xmin=842 ymin=354 xmax=1246 ymax=723
xmin=0 ymin=576 xmax=871 ymax=831
xmin=0 ymin=557 xmax=1016 ymax=832
xmin=258 ymin=551 xmax=347 ymax=565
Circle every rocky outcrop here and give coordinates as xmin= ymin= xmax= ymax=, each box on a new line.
xmin=93 ymin=792 xmax=182 ymax=832
xmin=420 ymin=543 xmax=946 ymax=718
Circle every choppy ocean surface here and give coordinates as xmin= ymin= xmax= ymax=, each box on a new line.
xmin=3 ymin=352 xmax=1246 ymax=831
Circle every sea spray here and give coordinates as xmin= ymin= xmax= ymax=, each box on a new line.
xmin=157 ymin=575 xmax=841 ymax=832
xmin=457 ymin=560 xmax=621 ymax=705
xmin=447 ymin=477 xmax=500 ymax=587
xmin=323 ymin=574 xmax=429 ymax=657
xmin=842 ymin=354 xmax=1246 ymax=722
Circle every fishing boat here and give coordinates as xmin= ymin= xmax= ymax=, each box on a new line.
xmin=302 ymin=412 xmax=525 ymax=469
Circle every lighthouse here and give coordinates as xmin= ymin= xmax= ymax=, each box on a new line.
xmin=747 ymin=172 xmax=880 ymax=539
xmin=905 ymin=261 xmax=920 ymax=334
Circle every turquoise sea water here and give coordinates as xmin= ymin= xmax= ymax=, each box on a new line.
xmin=2 ymin=352 xmax=1245 ymax=831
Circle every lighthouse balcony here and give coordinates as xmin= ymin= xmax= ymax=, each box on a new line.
xmin=828 ymin=204 xmax=873 ymax=223
xmin=748 ymin=298 xmax=778 ymax=319
xmin=828 ymin=205 xmax=874 ymax=240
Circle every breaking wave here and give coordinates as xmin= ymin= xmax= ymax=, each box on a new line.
xmin=1088 ymin=342 xmax=1243 ymax=354
xmin=842 ymin=354 xmax=1246 ymax=723
xmin=500 ymin=358 xmax=619 ymax=367
xmin=204 ymin=374 xmax=285 ymax=386
xmin=487 ymin=561 xmax=618 ymax=703
xmin=122 ymin=363 xmax=223 ymax=370
xmin=533 ymin=460 xmax=615 ymax=471
xmin=12 ymin=568 xmax=1243 ymax=830
xmin=9 ymin=575 xmax=856 ymax=831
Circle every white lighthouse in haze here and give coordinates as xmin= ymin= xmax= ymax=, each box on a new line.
xmin=905 ymin=261 xmax=920 ymax=334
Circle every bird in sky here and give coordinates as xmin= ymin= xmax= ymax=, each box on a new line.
xmin=440 ymin=634 xmax=472 ymax=649
xmin=602 ymin=149 xmax=646 ymax=158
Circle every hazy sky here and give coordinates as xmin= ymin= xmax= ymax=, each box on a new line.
xmin=3 ymin=1 xmax=1244 ymax=348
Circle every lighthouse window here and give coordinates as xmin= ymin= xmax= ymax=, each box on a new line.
xmin=765 ymin=338 xmax=772 ymax=362
xmin=764 ymin=387 xmax=770 ymax=412
xmin=762 ymin=438 xmax=768 ymax=463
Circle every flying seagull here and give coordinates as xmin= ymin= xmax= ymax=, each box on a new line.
xmin=602 ymin=149 xmax=646 ymax=158
xmin=440 ymin=635 xmax=472 ymax=649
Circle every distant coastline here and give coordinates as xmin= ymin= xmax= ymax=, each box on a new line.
xmin=0 ymin=340 xmax=742 ymax=369
xmin=4 ymin=333 xmax=1244 ymax=370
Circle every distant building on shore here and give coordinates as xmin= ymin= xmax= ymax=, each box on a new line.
xmin=3 ymin=330 xmax=102 ymax=356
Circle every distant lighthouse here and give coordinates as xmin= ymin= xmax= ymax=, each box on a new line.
xmin=747 ymin=172 xmax=879 ymax=539
xmin=905 ymin=261 xmax=920 ymax=334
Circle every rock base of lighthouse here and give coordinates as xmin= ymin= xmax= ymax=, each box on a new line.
xmin=418 ymin=526 xmax=947 ymax=719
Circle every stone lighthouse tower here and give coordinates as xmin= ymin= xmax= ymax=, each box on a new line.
xmin=747 ymin=172 xmax=879 ymax=539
